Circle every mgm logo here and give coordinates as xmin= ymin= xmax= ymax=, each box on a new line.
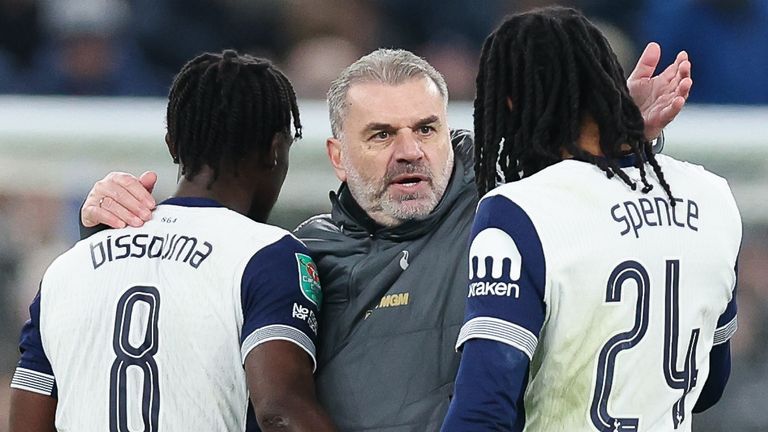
xmin=375 ymin=292 xmax=410 ymax=309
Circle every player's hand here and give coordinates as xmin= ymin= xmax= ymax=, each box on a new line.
xmin=627 ymin=42 xmax=692 ymax=141
xmin=81 ymin=171 xmax=157 ymax=228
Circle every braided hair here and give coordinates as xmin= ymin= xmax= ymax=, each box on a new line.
xmin=166 ymin=49 xmax=301 ymax=184
xmin=474 ymin=7 xmax=673 ymax=204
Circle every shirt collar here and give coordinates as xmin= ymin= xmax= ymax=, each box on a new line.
xmin=159 ymin=197 xmax=225 ymax=208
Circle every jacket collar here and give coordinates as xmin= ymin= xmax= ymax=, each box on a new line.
xmin=329 ymin=130 xmax=475 ymax=240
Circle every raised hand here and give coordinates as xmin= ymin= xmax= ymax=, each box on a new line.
xmin=627 ymin=42 xmax=693 ymax=140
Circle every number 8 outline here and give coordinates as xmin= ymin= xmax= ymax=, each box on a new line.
xmin=109 ymin=285 xmax=161 ymax=432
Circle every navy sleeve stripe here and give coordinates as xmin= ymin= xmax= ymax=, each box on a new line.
xmin=10 ymin=367 xmax=55 ymax=396
xmin=241 ymin=324 xmax=317 ymax=372
xmin=239 ymin=235 xmax=321 ymax=365
xmin=713 ymin=316 xmax=737 ymax=346
xmin=456 ymin=317 xmax=538 ymax=360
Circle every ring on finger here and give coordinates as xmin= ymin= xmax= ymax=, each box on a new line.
xmin=98 ymin=197 xmax=105 ymax=208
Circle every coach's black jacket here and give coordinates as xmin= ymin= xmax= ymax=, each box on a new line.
xmin=295 ymin=130 xmax=478 ymax=432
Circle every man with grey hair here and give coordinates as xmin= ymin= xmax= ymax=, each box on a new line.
xmin=80 ymin=43 xmax=691 ymax=431
xmin=296 ymin=49 xmax=474 ymax=430
xmin=324 ymin=49 xmax=455 ymax=228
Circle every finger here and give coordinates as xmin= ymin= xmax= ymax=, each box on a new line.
xmin=138 ymin=171 xmax=158 ymax=199
xmin=658 ymin=50 xmax=689 ymax=85
xmin=676 ymin=53 xmax=691 ymax=79
xmin=658 ymin=96 xmax=687 ymax=124
xmin=628 ymin=42 xmax=661 ymax=81
xmin=82 ymin=205 xmax=127 ymax=229
xmin=676 ymin=77 xmax=692 ymax=100
xmin=649 ymin=92 xmax=677 ymax=119
xmin=676 ymin=62 xmax=691 ymax=92
xmin=103 ymin=175 xmax=154 ymax=220
xmin=97 ymin=195 xmax=146 ymax=227
xmin=657 ymin=60 xmax=679 ymax=86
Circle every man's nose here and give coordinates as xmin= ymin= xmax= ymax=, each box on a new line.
xmin=392 ymin=129 xmax=425 ymax=162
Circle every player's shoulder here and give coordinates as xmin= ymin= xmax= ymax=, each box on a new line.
xmin=655 ymin=154 xmax=731 ymax=191
xmin=173 ymin=204 xmax=299 ymax=250
xmin=479 ymin=162 xmax=566 ymax=209
xmin=224 ymin=213 xmax=306 ymax=256
xmin=150 ymin=203 xmax=307 ymax=264
xmin=655 ymin=154 xmax=740 ymax=215
xmin=293 ymin=213 xmax=340 ymax=242
xmin=475 ymin=180 xmax=545 ymax=232
xmin=40 ymin=243 xmax=82 ymax=288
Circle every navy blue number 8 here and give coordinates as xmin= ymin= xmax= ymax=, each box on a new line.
xmin=590 ymin=261 xmax=650 ymax=432
xmin=109 ymin=286 xmax=161 ymax=432
xmin=590 ymin=260 xmax=700 ymax=431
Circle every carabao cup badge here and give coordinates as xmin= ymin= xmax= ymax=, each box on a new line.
xmin=295 ymin=253 xmax=322 ymax=308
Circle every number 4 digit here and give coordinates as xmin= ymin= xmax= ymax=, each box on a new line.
xmin=663 ymin=260 xmax=699 ymax=428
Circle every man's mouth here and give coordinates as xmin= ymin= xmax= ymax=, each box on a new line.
xmin=390 ymin=174 xmax=429 ymax=189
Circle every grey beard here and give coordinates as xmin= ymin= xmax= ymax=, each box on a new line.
xmin=343 ymin=152 xmax=453 ymax=227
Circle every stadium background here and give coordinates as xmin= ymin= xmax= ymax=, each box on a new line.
xmin=0 ymin=0 xmax=766 ymax=430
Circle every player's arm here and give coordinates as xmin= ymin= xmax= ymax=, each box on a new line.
xmin=442 ymin=195 xmax=547 ymax=432
xmin=443 ymin=339 xmax=528 ymax=431
xmin=245 ymin=341 xmax=335 ymax=431
xmin=694 ymin=271 xmax=738 ymax=413
xmin=8 ymin=290 xmax=58 ymax=432
xmin=9 ymin=390 xmax=56 ymax=432
xmin=693 ymin=342 xmax=731 ymax=413
xmin=627 ymin=42 xmax=692 ymax=140
xmin=240 ymin=235 xmax=336 ymax=432
xmin=79 ymin=171 xmax=158 ymax=238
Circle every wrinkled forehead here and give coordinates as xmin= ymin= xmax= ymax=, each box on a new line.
xmin=343 ymin=77 xmax=447 ymax=131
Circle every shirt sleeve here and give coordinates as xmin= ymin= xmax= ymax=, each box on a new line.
xmin=693 ymin=341 xmax=731 ymax=413
xmin=11 ymin=289 xmax=57 ymax=397
xmin=239 ymin=235 xmax=322 ymax=371
xmin=442 ymin=339 xmax=528 ymax=432
xmin=693 ymin=260 xmax=739 ymax=413
xmin=455 ymin=195 xmax=547 ymax=360
xmin=713 ymin=261 xmax=738 ymax=346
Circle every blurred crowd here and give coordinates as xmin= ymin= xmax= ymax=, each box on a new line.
xmin=0 ymin=0 xmax=767 ymax=102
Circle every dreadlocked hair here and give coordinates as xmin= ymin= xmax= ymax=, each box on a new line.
xmin=166 ymin=49 xmax=301 ymax=185
xmin=474 ymin=6 xmax=674 ymax=205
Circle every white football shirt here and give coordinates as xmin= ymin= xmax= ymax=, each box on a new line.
xmin=456 ymin=155 xmax=741 ymax=431
xmin=11 ymin=197 xmax=322 ymax=431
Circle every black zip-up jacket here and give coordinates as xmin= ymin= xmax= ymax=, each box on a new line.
xmin=294 ymin=130 xmax=478 ymax=432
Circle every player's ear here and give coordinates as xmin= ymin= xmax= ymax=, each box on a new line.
xmin=263 ymin=133 xmax=282 ymax=169
xmin=166 ymin=133 xmax=179 ymax=164
xmin=326 ymin=137 xmax=347 ymax=182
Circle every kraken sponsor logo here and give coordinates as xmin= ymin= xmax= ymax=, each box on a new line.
xmin=468 ymin=281 xmax=520 ymax=298
xmin=468 ymin=228 xmax=522 ymax=298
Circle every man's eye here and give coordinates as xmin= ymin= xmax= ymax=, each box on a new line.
xmin=373 ymin=131 xmax=389 ymax=140
xmin=419 ymin=126 xmax=435 ymax=135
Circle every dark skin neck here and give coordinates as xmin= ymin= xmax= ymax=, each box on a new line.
xmin=563 ymin=116 xmax=631 ymax=158
xmin=174 ymin=166 xmax=255 ymax=216
xmin=166 ymin=134 xmax=285 ymax=224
